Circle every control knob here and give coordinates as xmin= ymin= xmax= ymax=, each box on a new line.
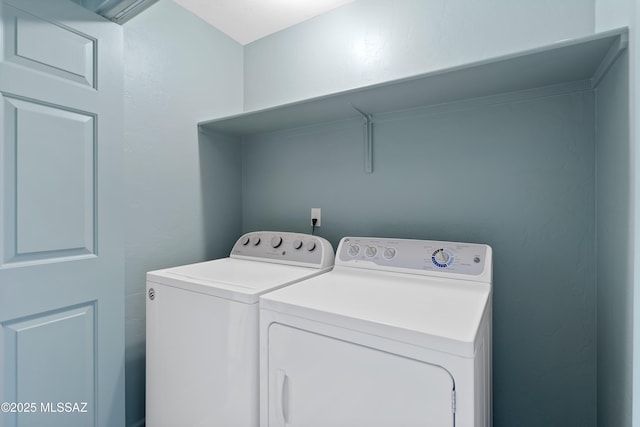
xmin=347 ymin=244 xmax=360 ymax=257
xmin=241 ymin=236 xmax=250 ymax=246
xmin=251 ymin=236 xmax=261 ymax=246
xmin=365 ymin=246 xmax=377 ymax=257
xmin=434 ymin=250 xmax=450 ymax=264
xmin=293 ymin=240 xmax=303 ymax=250
xmin=383 ymin=247 xmax=396 ymax=260
xmin=271 ymin=236 xmax=283 ymax=248
xmin=305 ymin=241 xmax=316 ymax=252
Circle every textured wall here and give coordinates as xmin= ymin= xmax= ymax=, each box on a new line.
xmin=117 ymin=1 xmax=636 ymax=426
xmin=595 ymin=52 xmax=632 ymax=427
xmin=595 ymin=3 xmax=637 ymax=427
xmin=244 ymin=0 xmax=595 ymax=111
xmin=242 ymin=86 xmax=597 ymax=426
xmin=123 ymin=1 xmax=243 ymax=425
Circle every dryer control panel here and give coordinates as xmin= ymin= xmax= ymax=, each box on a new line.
xmin=231 ymin=231 xmax=334 ymax=269
xmin=337 ymin=237 xmax=492 ymax=282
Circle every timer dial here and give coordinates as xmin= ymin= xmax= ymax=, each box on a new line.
xmin=434 ymin=250 xmax=449 ymax=264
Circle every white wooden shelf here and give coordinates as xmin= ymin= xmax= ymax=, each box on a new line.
xmin=199 ymin=29 xmax=627 ymax=139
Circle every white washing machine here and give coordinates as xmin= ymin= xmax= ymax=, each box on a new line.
xmin=260 ymin=236 xmax=492 ymax=427
xmin=146 ymin=231 xmax=334 ymax=427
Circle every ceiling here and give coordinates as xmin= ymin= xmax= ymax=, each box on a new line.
xmin=172 ymin=0 xmax=356 ymax=45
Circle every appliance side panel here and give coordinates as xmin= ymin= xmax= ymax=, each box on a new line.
xmin=146 ymin=283 xmax=258 ymax=427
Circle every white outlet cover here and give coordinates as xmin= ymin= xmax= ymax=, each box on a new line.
xmin=311 ymin=208 xmax=321 ymax=227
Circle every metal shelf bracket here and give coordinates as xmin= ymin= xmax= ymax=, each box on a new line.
xmin=352 ymin=104 xmax=374 ymax=174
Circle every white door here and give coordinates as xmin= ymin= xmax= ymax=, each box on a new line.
xmin=0 ymin=1 xmax=124 ymax=426
xmin=267 ymin=324 xmax=455 ymax=427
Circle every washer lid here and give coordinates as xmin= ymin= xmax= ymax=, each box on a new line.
xmin=147 ymin=258 xmax=330 ymax=304
xmin=260 ymin=267 xmax=491 ymax=357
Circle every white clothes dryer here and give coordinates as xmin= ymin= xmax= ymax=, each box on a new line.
xmin=146 ymin=231 xmax=334 ymax=427
xmin=260 ymin=236 xmax=492 ymax=427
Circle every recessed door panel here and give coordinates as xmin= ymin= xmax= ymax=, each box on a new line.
xmin=1 ymin=96 xmax=95 ymax=265
xmin=2 ymin=4 xmax=95 ymax=87
xmin=2 ymin=304 xmax=94 ymax=427
xmin=267 ymin=323 xmax=455 ymax=427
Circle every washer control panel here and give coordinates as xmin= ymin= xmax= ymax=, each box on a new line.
xmin=337 ymin=237 xmax=490 ymax=278
xmin=231 ymin=231 xmax=334 ymax=269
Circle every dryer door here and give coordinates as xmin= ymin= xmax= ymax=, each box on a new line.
xmin=267 ymin=324 xmax=455 ymax=427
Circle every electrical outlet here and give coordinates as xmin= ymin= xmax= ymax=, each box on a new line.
xmin=311 ymin=208 xmax=321 ymax=227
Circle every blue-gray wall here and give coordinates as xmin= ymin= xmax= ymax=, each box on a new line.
xmin=123 ymin=1 xmax=243 ymax=425
xmin=113 ymin=0 xmax=637 ymax=426
xmin=595 ymin=51 xmax=632 ymax=427
xmin=242 ymin=85 xmax=597 ymax=426
xmin=241 ymin=2 xmax=640 ymax=425
xmin=244 ymin=0 xmax=595 ymax=111
xmin=595 ymin=3 xmax=637 ymax=427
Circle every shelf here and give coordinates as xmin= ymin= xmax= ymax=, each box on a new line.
xmin=199 ymin=29 xmax=627 ymax=138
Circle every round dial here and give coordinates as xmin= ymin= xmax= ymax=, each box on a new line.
xmin=305 ymin=241 xmax=316 ymax=252
xmin=431 ymin=248 xmax=452 ymax=267
xmin=365 ymin=246 xmax=377 ymax=257
xmin=347 ymin=244 xmax=360 ymax=257
xmin=251 ymin=236 xmax=261 ymax=246
xmin=293 ymin=239 xmax=303 ymax=250
xmin=241 ymin=236 xmax=250 ymax=246
xmin=434 ymin=250 xmax=449 ymax=264
xmin=383 ymin=247 xmax=396 ymax=260
xmin=271 ymin=236 xmax=283 ymax=248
